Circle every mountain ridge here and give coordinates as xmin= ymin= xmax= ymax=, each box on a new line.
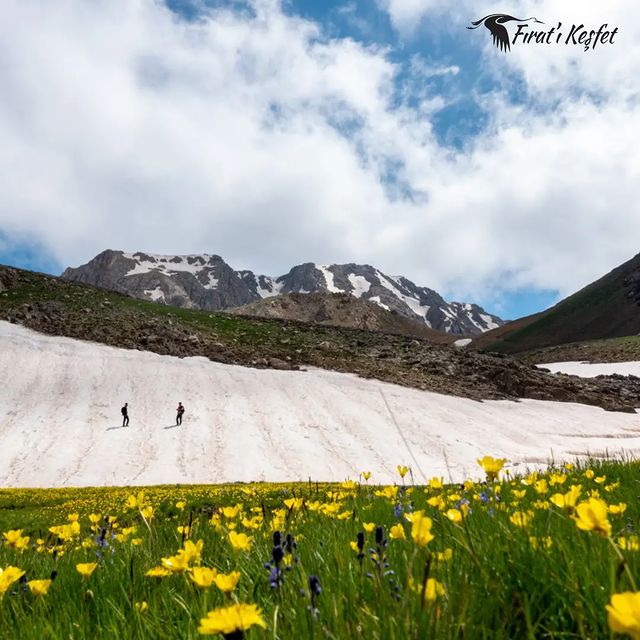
xmin=475 ymin=251 xmax=640 ymax=354
xmin=62 ymin=249 xmax=503 ymax=335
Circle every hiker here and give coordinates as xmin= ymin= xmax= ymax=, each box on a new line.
xmin=176 ymin=402 xmax=185 ymax=426
xmin=121 ymin=403 xmax=130 ymax=427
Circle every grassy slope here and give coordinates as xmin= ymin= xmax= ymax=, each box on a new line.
xmin=521 ymin=334 xmax=640 ymax=365
xmin=0 ymin=459 xmax=639 ymax=638
xmin=476 ymin=252 xmax=640 ymax=355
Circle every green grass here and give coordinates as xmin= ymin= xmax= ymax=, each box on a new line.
xmin=1 ymin=460 xmax=640 ymax=639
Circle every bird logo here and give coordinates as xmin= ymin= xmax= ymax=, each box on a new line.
xmin=467 ymin=14 xmax=544 ymax=51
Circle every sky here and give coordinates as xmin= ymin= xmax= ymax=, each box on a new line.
xmin=0 ymin=1 xmax=638 ymax=320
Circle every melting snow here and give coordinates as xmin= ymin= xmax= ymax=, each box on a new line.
xmin=2 ymin=321 xmax=640 ymax=487
xmin=144 ymin=286 xmax=165 ymax=302
xmin=369 ymin=296 xmax=390 ymax=311
xmin=205 ymin=272 xmax=219 ymax=289
xmin=256 ymin=276 xmax=283 ymax=299
xmin=537 ymin=361 xmax=640 ymax=378
xmin=376 ymin=271 xmax=430 ymax=323
xmin=316 ymin=265 xmax=341 ymax=293
xmin=123 ymin=252 xmax=215 ymax=277
xmin=480 ymin=313 xmax=500 ymax=331
xmin=348 ymin=274 xmax=370 ymax=297
xmin=454 ymin=338 xmax=473 ymax=348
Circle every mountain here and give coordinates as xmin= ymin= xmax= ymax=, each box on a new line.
xmin=3 ymin=263 xmax=640 ymax=413
xmin=62 ymin=250 xmax=504 ymax=335
xmin=475 ymin=251 xmax=640 ymax=354
xmin=228 ymin=292 xmax=456 ymax=343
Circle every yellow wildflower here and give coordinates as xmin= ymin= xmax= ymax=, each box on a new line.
xmin=210 ymin=514 xmax=224 ymax=532
xmin=477 ymin=456 xmax=507 ymax=481
xmin=609 ymin=503 xmax=627 ymax=515
xmin=242 ymin=516 xmax=263 ymax=530
xmin=510 ymin=511 xmax=534 ymax=528
xmin=411 ymin=511 xmax=434 ymax=547
xmin=76 ymin=563 xmax=98 ymax=580
xmin=0 ymin=566 xmax=25 ymax=597
xmin=362 ymin=522 xmax=376 ymax=533
xmin=529 ymin=536 xmax=553 ymax=550
xmin=127 ymin=491 xmax=145 ymax=509
xmin=175 ymin=501 xmax=186 ymax=511
xmin=584 ymin=469 xmax=595 ymax=479
xmin=446 ymin=509 xmax=463 ymax=524
xmin=607 ymin=592 xmax=640 ymax=639
xmin=549 ymin=473 xmax=567 ymax=486
xmin=198 ymin=603 xmax=266 ymax=635
xmin=619 ymin=536 xmax=640 ymax=552
xmin=229 ymin=531 xmax=252 ymax=552
xmin=549 ymin=485 xmax=582 ymax=512
xmin=361 ymin=471 xmax=372 ymax=481
xmin=222 ymin=506 xmax=241 ymax=519
xmin=397 ymin=465 xmax=410 ymax=479
xmin=435 ymin=548 xmax=453 ymax=561
xmin=162 ymin=540 xmax=203 ymax=573
xmin=574 ymin=498 xmax=612 ymax=536
xmin=146 ymin=566 xmax=172 ymax=578
xmin=427 ymin=496 xmax=446 ymax=510
xmin=214 ymin=571 xmax=241 ymax=593
xmin=3 ymin=530 xmax=30 ymax=551
xmin=389 ymin=524 xmax=406 ymax=540
xmin=534 ymin=480 xmax=548 ymax=495
xmin=135 ymin=601 xmax=148 ymax=613
xmin=190 ymin=567 xmax=218 ymax=589
xmin=284 ymin=498 xmax=304 ymax=511
xmin=340 ymin=480 xmax=357 ymax=492
xmin=374 ymin=486 xmax=399 ymax=501
xmin=428 ymin=477 xmax=443 ymax=490
xmin=409 ymin=577 xmax=445 ymax=603
xmin=49 ymin=521 xmax=81 ymax=541
xmin=140 ymin=506 xmax=154 ymax=521
xmin=28 ymin=579 xmax=52 ymax=597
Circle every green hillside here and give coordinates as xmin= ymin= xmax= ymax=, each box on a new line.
xmin=477 ymin=252 xmax=640 ymax=355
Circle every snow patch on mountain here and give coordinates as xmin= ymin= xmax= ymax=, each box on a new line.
xmin=317 ymin=264 xmax=341 ymax=293
xmin=145 ymin=286 xmax=165 ymax=302
xmin=377 ymin=271 xmax=431 ymax=322
xmin=369 ymin=295 xmax=390 ymax=311
xmin=348 ymin=274 xmax=371 ymax=297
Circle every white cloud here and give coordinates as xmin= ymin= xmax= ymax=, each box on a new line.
xmin=0 ymin=0 xmax=639 ymax=312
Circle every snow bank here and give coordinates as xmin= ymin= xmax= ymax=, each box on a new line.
xmin=1 ymin=321 xmax=640 ymax=488
xmin=538 ymin=361 xmax=640 ymax=378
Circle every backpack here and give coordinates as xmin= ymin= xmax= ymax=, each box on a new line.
xmin=121 ymin=406 xmax=127 ymax=415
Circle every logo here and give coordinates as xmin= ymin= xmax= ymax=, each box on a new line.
xmin=468 ymin=14 xmax=619 ymax=52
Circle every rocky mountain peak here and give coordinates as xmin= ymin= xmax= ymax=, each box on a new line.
xmin=62 ymin=250 xmax=504 ymax=335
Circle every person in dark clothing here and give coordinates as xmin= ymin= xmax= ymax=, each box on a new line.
xmin=176 ymin=402 xmax=185 ymax=426
xmin=121 ymin=403 xmax=130 ymax=427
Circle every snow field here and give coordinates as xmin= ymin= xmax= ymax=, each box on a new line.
xmin=1 ymin=321 xmax=640 ymax=487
